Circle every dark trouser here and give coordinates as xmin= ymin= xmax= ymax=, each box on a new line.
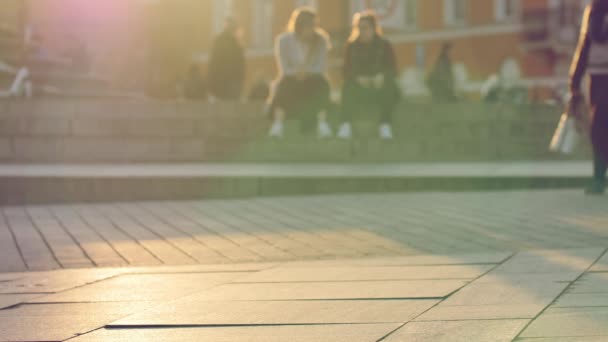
xmin=593 ymin=152 xmax=607 ymax=186
xmin=269 ymin=75 xmax=330 ymax=133
xmin=589 ymin=75 xmax=608 ymax=185
xmin=341 ymin=79 xmax=400 ymax=124
xmin=210 ymin=81 xmax=242 ymax=101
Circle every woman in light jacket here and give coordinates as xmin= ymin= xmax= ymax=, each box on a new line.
xmin=268 ymin=7 xmax=332 ymax=138
xmin=571 ymin=0 xmax=608 ymax=194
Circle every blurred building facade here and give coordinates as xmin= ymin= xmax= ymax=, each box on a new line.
xmin=0 ymin=0 xmax=593 ymax=97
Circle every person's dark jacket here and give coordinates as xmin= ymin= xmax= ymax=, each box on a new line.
xmin=343 ymin=37 xmax=397 ymax=81
xmin=208 ymin=30 xmax=245 ymax=98
xmin=570 ymin=4 xmax=608 ymax=91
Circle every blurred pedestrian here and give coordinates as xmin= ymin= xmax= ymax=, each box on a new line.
xmin=427 ymin=42 xmax=456 ymax=102
xmin=570 ymin=0 xmax=608 ymax=195
xmin=208 ymin=17 xmax=245 ymax=101
xmin=337 ymin=11 xmax=400 ymax=140
xmin=267 ymin=7 xmax=332 ymax=138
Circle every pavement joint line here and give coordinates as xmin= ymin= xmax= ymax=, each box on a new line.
xmin=104 ymin=322 xmax=400 ymax=330
xmin=377 ymin=251 xmax=516 ymax=341
xmin=511 ymin=247 xmax=608 ymax=341
xmin=114 ymin=203 xmax=200 ymax=264
xmin=65 ymin=326 xmax=105 ymax=341
xmin=24 ymin=208 xmax=64 ymax=269
xmin=0 ymin=211 xmax=28 ymax=271
xmin=48 ymin=208 xmax=99 ymax=268
xmin=105 ymin=322 xmax=400 ymax=329
xmin=215 ymin=202 xmax=318 ymax=258
xmin=73 ymin=208 xmax=131 ymax=266
xmin=251 ymin=199 xmax=370 ymax=254
xmin=103 ymin=209 xmax=166 ymax=266
xmin=171 ymin=203 xmax=266 ymax=260
xmin=203 ymin=202 xmax=297 ymax=259
xmin=231 ymin=278 xmax=490 ymax=284
xmin=136 ymin=203 xmax=234 ymax=261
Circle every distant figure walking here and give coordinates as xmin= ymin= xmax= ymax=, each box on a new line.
xmin=570 ymin=0 xmax=608 ymax=195
xmin=427 ymin=43 xmax=456 ymax=102
xmin=337 ymin=11 xmax=400 ymax=140
xmin=208 ymin=17 xmax=245 ymax=101
xmin=267 ymin=7 xmax=332 ymax=138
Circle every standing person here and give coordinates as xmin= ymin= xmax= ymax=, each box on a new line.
xmin=268 ymin=7 xmax=332 ymax=138
xmin=208 ymin=17 xmax=245 ymax=101
xmin=570 ymin=0 xmax=608 ymax=195
xmin=427 ymin=42 xmax=456 ymax=102
xmin=337 ymin=11 xmax=400 ymax=140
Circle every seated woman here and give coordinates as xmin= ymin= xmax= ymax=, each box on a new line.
xmin=338 ymin=11 xmax=401 ymax=140
xmin=268 ymin=7 xmax=332 ymax=138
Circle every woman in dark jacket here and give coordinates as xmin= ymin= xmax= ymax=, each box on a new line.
xmin=571 ymin=0 xmax=608 ymax=194
xmin=338 ymin=11 xmax=400 ymax=140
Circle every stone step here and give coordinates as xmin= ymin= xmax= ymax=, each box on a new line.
xmin=0 ymin=99 xmax=590 ymax=163
xmin=0 ymin=162 xmax=591 ymax=205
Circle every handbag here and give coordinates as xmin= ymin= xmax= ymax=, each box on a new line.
xmin=550 ymin=113 xmax=580 ymax=154
xmin=550 ymin=93 xmax=589 ymax=154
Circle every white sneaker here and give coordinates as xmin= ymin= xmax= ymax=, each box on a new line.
xmin=379 ymin=123 xmax=393 ymax=140
xmin=269 ymin=121 xmax=284 ymax=138
xmin=318 ymin=121 xmax=333 ymax=138
xmin=337 ymin=122 xmax=352 ymax=139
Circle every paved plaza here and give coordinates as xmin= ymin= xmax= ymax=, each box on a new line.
xmin=0 ymin=190 xmax=608 ymax=341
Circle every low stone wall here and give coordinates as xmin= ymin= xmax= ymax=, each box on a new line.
xmin=0 ymin=99 xmax=589 ymax=163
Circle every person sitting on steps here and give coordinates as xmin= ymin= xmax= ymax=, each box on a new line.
xmin=337 ymin=11 xmax=401 ymax=140
xmin=268 ymin=7 xmax=332 ymax=139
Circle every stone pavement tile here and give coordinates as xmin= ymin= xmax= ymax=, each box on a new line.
xmin=3 ymin=210 xmax=62 ymax=271
xmin=382 ymin=319 xmax=529 ymax=342
xmin=555 ymin=293 xmax=608 ymax=307
xmin=71 ymin=324 xmax=401 ymax=342
xmin=318 ymin=252 xmax=512 ymax=266
xmin=188 ymin=279 xmax=468 ymax=301
xmin=441 ymin=278 xmax=569 ymax=306
xmin=31 ymin=273 xmax=244 ymax=303
xmin=0 ymin=302 xmax=154 ymax=342
xmin=517 ymin=338 xmax=608 ymax=342
xmin=520 ymin=307 xmax=608 ymax=338
xmin=0 ymin=268 xmax=125 ymax=294
xmin=0 ymin=294 xmax=41 ymax=309
xmin=569 ymin=272 xmax=608 ymax=294
xmin=477 ymin=272 xmax=582 ymax=283
xmin=489 ymin=248 xmax=605 ymax=275
xmin=110 ymin=299 xmax=438 ymax=327
xmin=235 ymin=265 xmax=494 ymax=283
xmin=415 ymin=304 xmax=547 ymax=321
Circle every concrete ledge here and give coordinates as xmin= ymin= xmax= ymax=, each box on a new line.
xmin=0 ymin=162 xmax=591 ymax=205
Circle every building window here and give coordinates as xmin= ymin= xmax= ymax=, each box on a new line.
xmin=444 ymin=0 xmax=468 ymax=26
xmin=212 ymin=0 xmax=233 ymax=34
xmin=295 ymin=0 xmax=318 ymax=9
xmin=252 ymin=0 xmax=274 ymax=49
xmin=350 ymin=0 xmax=417 ymax=31
xmin=403 ymin=0 xmax=418 ymax=29
xmin=495 ymin=0 xmax=519 ymax=22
